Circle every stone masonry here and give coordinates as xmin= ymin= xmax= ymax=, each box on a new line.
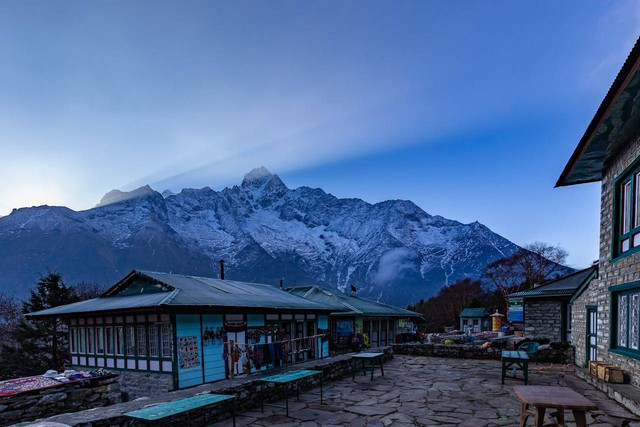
xmin=524 ymin=298 xmax=563 ymax=341
xmin=572 ymin=133 xmax=640 ymax=386
xmin=115 ymin=370 xmax=174 ymax=400
xmin=0 ymin=374 xmax=120 ymax=426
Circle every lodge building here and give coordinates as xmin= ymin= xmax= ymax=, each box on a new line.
xmin=556 ymin=36 xmax=640 ymax=387
xmin=28 ymin=269 xmax=417 ymax=398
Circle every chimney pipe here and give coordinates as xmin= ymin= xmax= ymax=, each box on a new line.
xmin=280 ymin=278 xmax=283 ymax=290
xmin=219 ymin=259 xmax=225 ymax=280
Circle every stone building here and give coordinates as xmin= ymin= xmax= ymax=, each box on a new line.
xmin=507 ymin=266 xmax=597 ymax=343
xmin=556 ymin=36 xmax=640 ymax=387
xmin=287 ymin=285 xmax=421 ymax=349
xmin=27 ymin=270 xmax=333 ymax=398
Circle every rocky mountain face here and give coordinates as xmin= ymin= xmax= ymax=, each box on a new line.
xmin=0 ymin=167 xmax=523 ymax=306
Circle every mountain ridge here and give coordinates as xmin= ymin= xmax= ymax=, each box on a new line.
xmin=0 ymin=167 xmax=525 ymax=305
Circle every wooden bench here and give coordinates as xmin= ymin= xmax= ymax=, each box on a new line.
xmin=352 ymin=352 xmax=385 ymax=381
xmin=502 ymin=350 xmax=529 ymax=385
xmin=124 ymin=393 xmax=235 ymax=426
xmin=259 ymin=369 xmax=323 ymax=417
xmin=514 ymin=385 xmax=597 ymax=427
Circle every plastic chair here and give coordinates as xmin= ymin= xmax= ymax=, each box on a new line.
xmin=518 ymin=341 xmax=540 ymax=364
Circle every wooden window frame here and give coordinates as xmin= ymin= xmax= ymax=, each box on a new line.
xmin=610 ymin=282 xmax=640 ymax=360
xmin=612 ymin=159 xmax=640 ymax=261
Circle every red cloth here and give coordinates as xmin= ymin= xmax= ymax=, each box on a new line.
xmin=0 ymin=375 xmax=61 ymax=396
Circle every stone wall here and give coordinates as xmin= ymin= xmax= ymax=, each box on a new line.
xmin=115 ymin=370 xmax=174 ymax=400
xmin=524 ymin=298 xmax=563 ymax=341
xmin=392 ymin=343 xmax=574 ymax=364
xmin=23 ymin=348 xmax=393 ymax=427
xmin=0 ymin=374 xmax=120 ymax=426
xmin=571 ymin=134 xmax=640 ymax=387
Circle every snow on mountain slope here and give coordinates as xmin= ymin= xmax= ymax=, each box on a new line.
xmin=0 ymin=167 xmax=522 ymax=305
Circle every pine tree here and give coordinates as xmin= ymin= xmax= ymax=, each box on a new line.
xmin=0 ymin=273 xmax=79 ymax=379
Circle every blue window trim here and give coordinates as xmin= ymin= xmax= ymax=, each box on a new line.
xmin=611 ymin=156 xmax=640 ymax=262
xmin=608 ymin=281 xmax=640 ymax=361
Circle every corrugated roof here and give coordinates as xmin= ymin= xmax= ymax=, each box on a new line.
xmin=287 ymin=285 xmax=421 ymax=318
xmin=459 ymin=308 xmax=489 ymax=317
xmin=508 ymin=266 xmax=597 ymax=298
xmin=556 ymin=36 xmax=640 ymax=187
xmin=28 ymin=270 xmax=332 ymax=317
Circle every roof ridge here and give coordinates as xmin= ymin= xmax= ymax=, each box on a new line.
xmin=533 ymin=265 xmax=596 ymax=289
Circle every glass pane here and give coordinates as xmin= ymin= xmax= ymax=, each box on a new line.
xmin=161 ymin=324 xmax=172 ymax=358
xmin=635 ymin=173 xmax=640 ymax=227
xmin=79 ymin=327 xmax=86 ymax=353
xmin=634 ymin=233 xmax=640 ymax=248
xmin=116 ymin=326 xmax=124 ymax=355
xmin=632 ymin=294 xmax=639 ymax=350
xmin=622 ymin=239 xmax=630 ymax=252
xmin=623 ymin=181 xmax=631 ymax=234
xmin=87 ymin=328 xmax=94 ymax=353
xmin=70 ymin=328 xmax=77 ymax=353
xmin=106 ymin=327 xmax=113 ymax=354
xmin=137 ymin=326 xmax=146 ymax=356
xmin=590 ymin=336 xmax=596 ymax=345
xmin=149 ymin=326 xmax=159 ymax=357
xmin=96 ymin=327 xmax=104 ymax=354
xmin=126 ymin=326 xmax=135 ymax=355
xmin=619 ymin=295 xmax=628 ymax=347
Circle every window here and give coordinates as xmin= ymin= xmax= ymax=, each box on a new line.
xmin=115 ymin=326 xmax=124 ymax=355
xmin=70 ymin=327 xmax=77 ymax=353
xmin=96 ymin=327 xmax=104 ymax=354
xmin=79 ymin=327 xmax=86 ymax=353
xmin=105 ymin=327 xmax=114 ymax=355
xmin=87 ymin=327 xmax=95 ymax=354
xmin=463 ymin=319 xmax=468 ymax=326
xmin=611 ymin=283 xmax=640 ymax=358
xmin=137 ymin=326 xmax=146 ymax=356
xmin=161 ymin=324 xmax=172 ymax=358
xmin=126 ymin=326 xmax=135 ymax=356
xmin=613 ymin=167 xmax=640 ymax=258
xmin=149 ymin=325 xmax=159 ymax=357
xmin=473 ymin=319 xmax=479 ymax=326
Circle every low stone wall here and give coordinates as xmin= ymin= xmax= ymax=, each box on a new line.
xmin=116 ymin=370 xmax=174 ymax=401
xmin=23 ymin=348 xmax=393 ymax=427
xmin=392 ymin=343 xmax=574 ymax=364
xmin=0 ymin=374 xmax=120 ymax=426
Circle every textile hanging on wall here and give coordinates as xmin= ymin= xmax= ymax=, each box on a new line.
xmin=179 ymin=336 xmax=200 ymax=370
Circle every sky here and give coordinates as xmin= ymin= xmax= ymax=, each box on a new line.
xmin=0 ymin=1 xmax=639 ymax=268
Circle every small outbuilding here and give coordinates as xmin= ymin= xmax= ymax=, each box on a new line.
xmin=458 ymin=307 xmax=490 ymax=332
xmin=507 ymin=266 xmax=597 ymax=343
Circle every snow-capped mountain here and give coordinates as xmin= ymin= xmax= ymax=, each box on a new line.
xmin=0 ymin=167 xmax=521 ymax=306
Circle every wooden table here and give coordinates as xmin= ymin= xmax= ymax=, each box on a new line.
xmin=124 ymin=393 xmax=235 ymax=426
xmin=502 ymin=350 xmax=529 ymax=385
xmin=513 ymin=385 xmax=597 ymax=427
xmin=352 ymin=352 xmax=385 ymax=381
xmin=259 ymin=369 xmax=323 ymax=416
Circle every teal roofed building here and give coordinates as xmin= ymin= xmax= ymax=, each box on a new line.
xmin=287 ymin=285 xmax=422 ymax=349
xmin=27 ymin=269 xmax=334 ymax=399
xmin=506 ymin=266 xmax=597 ymax=343
xmin=458 ymin=307 xmax=491 ymax=332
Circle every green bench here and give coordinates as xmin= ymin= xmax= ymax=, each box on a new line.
xmin=259 ymin=369 xmax=323 ymax=416
xmin=124 ymin=393 xmax=235 ymax=426
xmin=501 ymin=350 xmax=529 ymax=385
xmin=352 ymin=352 xmax=385 ymax=381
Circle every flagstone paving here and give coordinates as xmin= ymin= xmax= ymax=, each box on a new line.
xmin=218 ymin=355 xmax=640 ymax=426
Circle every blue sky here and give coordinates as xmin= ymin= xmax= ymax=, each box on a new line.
xmin=0 ymin=1 xmax=639 ymax=267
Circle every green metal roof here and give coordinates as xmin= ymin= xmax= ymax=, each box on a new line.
xmin=459 ymin=308 xmax=489 ymax=318
xmin=507 ymin=266 xmax=597 ymax=299
xmin=557 ymin=36 xmax=640 ymax=187
xmin=287 ymin=285 xmax=422 ymax=318
xmin=28 ymin=270 xmax=332 ymax=317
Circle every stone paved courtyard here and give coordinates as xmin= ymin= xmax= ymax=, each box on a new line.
xmin=220 ymin=355 xmax=640 ymax=427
